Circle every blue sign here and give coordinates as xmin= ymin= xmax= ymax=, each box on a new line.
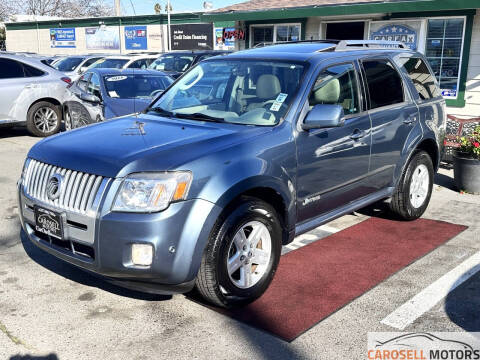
xmin=125 ymin=26 xmax=148 ymax=50
xmin=371 ymin=24 xmax=417 ymax=50
xmin=50 ymin=28 xmax=76 ymax=48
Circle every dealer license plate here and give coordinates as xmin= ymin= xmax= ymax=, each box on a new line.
xmin=34 ymin=206 xmax=63 ymax=239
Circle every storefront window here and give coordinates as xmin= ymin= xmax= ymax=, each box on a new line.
xmin=252 ymin=26 xmax=274 ymax=47
xmin=426 ymin=18 xmax=465 ymax=98
xmin=250 ymin=24 xmax=301 ymax=47
xmin=276 ymin=25 xmax=300 ymax=42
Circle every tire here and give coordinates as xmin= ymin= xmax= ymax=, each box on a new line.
xmin=389 ymin=150 xmax=434 ymax=220
xmin=26 ymin=101 xmax=62 ymax=137
xmin=195 ymin=196 xmax=283 ymax=308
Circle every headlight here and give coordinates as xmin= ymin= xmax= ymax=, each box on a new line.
xmin=112 ymin=172 xmax=192 ymax=213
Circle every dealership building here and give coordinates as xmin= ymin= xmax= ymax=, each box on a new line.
xmin=4 ymin=0 xmax=480 ymax=117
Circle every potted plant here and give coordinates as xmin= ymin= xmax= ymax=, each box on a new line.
xmin=453 ymin=125 xmax=480 ymax=194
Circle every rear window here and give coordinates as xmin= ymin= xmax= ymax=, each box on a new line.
xmin=400 ymin=57 xmax=440 ymax=100
xmin=104 ymin=74 xmax=173 ymax=99
xmin=362 ymin=60 xmax=404 ymax=109
xmin=23 ymin=63 xmax=45 ymax=77
xmin=53 ymin=57 xmax=85 ymax=72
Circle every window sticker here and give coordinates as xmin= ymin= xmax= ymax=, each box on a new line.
xmin=109 ymin=91 xmax=119 ymax=98
xmin=106 ymin=76 xmax=128 ymax=82
xmin=270 ymin=93 xmax=288 ymax=112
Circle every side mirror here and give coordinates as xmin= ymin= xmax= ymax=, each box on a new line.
xmin=80 ymin=92 xmax=101 ymax=104
xmin=302 ymin=104 xmax=345 ymax=130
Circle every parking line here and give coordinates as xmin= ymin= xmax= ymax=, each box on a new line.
xmin=381 ymin=251 xmax=480 ymax=330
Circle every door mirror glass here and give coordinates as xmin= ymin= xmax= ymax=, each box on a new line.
xmin=302 ymin=104 xmax=344 ymax=130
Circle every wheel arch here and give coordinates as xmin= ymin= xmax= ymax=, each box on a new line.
xmin=415 ymin=137 xmax=440 ymax=171
xmin=28 ymin=98 xmax=63 ymax=118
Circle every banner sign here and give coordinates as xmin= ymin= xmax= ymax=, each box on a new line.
xmin=171 ymin=23 xmax=213 ymax=51
xmin=370 ymin=24 xmax=418 ymax=50
xmin=85 ymin=26 xmax=120 ymax=50
xmin=125 ymin=26 xmax=147 ymax=50
xmin=50 ymin=28 xmax=76 ymax=48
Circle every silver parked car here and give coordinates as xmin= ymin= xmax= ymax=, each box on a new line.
xmin=0 ymin=53 xmax=71 ymax=137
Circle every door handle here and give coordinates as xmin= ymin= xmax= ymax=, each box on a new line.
xmin=404 ymin=115 xmax=418 ymax=125
xmin=350 ymin=129 xmax=365 ymax=140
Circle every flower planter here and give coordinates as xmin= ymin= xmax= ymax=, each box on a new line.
xmin=453 ymin=152 xmax=480 ymax=194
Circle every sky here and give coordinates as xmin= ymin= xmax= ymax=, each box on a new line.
xmin=121 ymin=0 xmax=242 ymax=15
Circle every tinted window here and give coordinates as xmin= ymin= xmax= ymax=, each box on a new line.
xmin=400 ymin=57 xmax=440 ymax=100
xmin=129 ymin=59 xmax=150 ymax=69
xmin=88 ymin=73 xmax=102 ymax=99
xmin=83 ymin=58 xmax=102 ymax=67
xmin=104 ymin=75 xmax=173 ymax=99
xmin=363 ymin=60 xmax=404 ymax=109
xmin=309 ymin=63 xmax=360 ymax=115
xmin=149 ymin=55 xmax=194 ymax=72
xmin=23 ymin=63 xmax=45 ymax=77
xmin=53 ymin=57 xmax=85 ymax=71
xmin=89 ymin=58 xmax=129 ymax=70
xmin=0 ymin=59 xmax=25 ymax=79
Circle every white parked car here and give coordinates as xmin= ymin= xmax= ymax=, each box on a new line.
xmin=52 ymin=55 xmax=107 ymax=81
xmin=0 ymin=53 xmax=71 ymax=137
xmin=86 ymin=54 xmax=158 ymax=71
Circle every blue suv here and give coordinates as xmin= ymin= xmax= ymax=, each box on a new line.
xmin=18 ymin=40 xmax=445 ymax=307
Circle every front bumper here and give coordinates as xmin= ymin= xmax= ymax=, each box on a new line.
xmin=18 ymin=181 xmax=222 ymax=294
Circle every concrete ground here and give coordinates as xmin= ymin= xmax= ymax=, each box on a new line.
xmin=1 ymin=127 xmax=479 ymax=360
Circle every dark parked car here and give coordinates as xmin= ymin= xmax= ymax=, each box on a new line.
xmin=63 ymin=68 xmax=173 ymax=129
xmin=149 ymin=50 xmax=231 ymax=78
xmin=18 ymin=40 xmax=445 ymax=307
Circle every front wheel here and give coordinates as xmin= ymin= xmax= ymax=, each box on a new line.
xmin=195 ymin=197 xmax=282 ymax=308
xmin=389 ymin=150 xmax=434 ymax=220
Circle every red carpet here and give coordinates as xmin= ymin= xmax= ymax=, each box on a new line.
xmin=217 ymin=217 xmax=467 ymax=341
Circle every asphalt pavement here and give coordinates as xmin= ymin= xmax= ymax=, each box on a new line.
xmin=1 ymin=127 xmax=479 ymax=360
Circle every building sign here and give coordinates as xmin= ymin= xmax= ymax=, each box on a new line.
xmin=125 ymin=26 xmax=147 ymax=50
xmin=171 ymin=23 xmax=213 ymax=51
xmin=224 ymin=28 xmax=245 ymax=43
xmin=50 ymin=28 xmax=76 ymax=48
xmin=85 ymin=26 xmax=120 ymax=50
xmin=371 ymin=24 xmax=418 ymax=50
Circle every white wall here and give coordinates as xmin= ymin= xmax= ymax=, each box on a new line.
xmin=6 ymin=24 xmax=168 ymax=55
xmin=449 ymin=11 xmax=480 ymax=117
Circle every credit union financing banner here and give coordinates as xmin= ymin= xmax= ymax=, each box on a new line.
xmin=125 ymin=26 xmax=147 ymax=50
xmin=171 ymin=23 xmax=214 ymax=51
xmin=50 ymin=28 xmax=76 ymax=48
xmin=85 ymin=26 xmax=120 ymax=50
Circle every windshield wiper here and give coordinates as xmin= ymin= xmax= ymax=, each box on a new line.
xmin=174 ymin=112 xmax=225 ymax=123
xmin=149 ymin=107 xmax=174 ymax=117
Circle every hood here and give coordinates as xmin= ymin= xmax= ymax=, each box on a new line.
xmin=105 ymin=98 xmax=152 ymax=119
xmin=28 ymin=114 xmax=271 ymax=178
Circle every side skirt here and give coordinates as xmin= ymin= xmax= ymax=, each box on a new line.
xmin=294 ymin=187 xmax=394 ymax=237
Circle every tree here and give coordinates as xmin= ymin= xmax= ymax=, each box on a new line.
xmin=5 ymin=0 xmax=113 ymax=19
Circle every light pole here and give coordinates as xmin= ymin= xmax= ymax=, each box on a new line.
xmin=167 ymin=0 xmax=171 ymax=51
xmin=114 ymin=0 xmax=121 ymax=16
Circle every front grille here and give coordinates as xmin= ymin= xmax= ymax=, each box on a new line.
xmin=34 ymin=229 xmax=95 ymax=260
xmin=23 ymin=159 xmax=107 ymax=214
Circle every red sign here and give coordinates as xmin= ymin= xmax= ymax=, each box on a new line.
xmin=223 ymin=28 xmax=245 ymax=41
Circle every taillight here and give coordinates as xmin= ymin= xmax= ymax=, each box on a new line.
xmin=61 ymin=77 xmax=72 ymax=87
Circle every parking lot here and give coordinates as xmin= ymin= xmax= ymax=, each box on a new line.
xmin=0 ymin=127 xmax=478 ymax=360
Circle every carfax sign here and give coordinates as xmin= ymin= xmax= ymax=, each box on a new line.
xmin=49 ymin=28 xmax=76 ymax=48
xmin=125 ymin=26 xmax=148 ymax=50
xmin=370 ymin=24 xmax=418 ymax=50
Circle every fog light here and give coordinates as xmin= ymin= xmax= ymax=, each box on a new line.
xmin=131 ymin=244 xmax=153 ymax=266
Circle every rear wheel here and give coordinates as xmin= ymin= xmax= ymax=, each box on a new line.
xmin=195 ymin=197 xmax=282 ymax=308
xmin=389 ymin=150 xmax=434 ymax=220
xmin=26 ymin=102 xmax=61 ymax=137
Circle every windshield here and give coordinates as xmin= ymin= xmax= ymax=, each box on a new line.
xmin=104 ymin=74 xmax=173 ymax=99
xmin=150 ymin=60 xmax=305 ymax=126
xmin=89 ymin=58 xmax=129 ymax=70
xmin=53 ymin=57 xmax=85 ymax=72
xmin=149 ymin=54 xmax=195 ymax=73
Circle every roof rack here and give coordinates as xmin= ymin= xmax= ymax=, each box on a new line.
xmin=335 ymin=40 xmax=409 ymax=51
xmin=253 ymin=39 xmax=340 ymax=48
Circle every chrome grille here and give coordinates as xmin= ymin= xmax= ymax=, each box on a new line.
xmin=23 ymin=159 xmax=107 ymax=214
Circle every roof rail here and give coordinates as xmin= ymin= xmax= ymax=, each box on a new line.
xmin=335 ymin=40 xmax=409 ymax=51
xmin=253 ymin=39 xmax=340 ymax=48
